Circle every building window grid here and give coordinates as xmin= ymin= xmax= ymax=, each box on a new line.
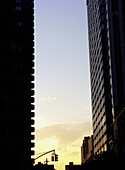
xmin=94 ymin=127 xmax=107 ymax=151
xmin=91 ymin=52 xmax=103 ymax=82
xmin=92 ymin=81 xmax=104 ymax=115
xmin=91 ymin=73 xmax=100 ymax=97
xmin=93 ymin=111 xmax=105 ymax=134
xmin=94 ymin=119 xmax=106 ymax=139
xmin=88 ymin=0 xmax=110 ymax=155
xmin=91 ymin=56 xmax=103 ymax=95
xmin=93 ymin=101 xmax=106 ymax=132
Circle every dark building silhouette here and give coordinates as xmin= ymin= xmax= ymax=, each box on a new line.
xmin=0 ymin=0 xmax=35 ymax=169
xmin=65 ymin=162 xmax=82 ymax=170
xmin=111 ymin=108 xmax=125 ymax=154
xmin=81 ymin=135 xmax=94 ymax=164
xmin=86 ymin=0 xmax=125 ymax=155
xmin=33 ymin=162 xmax=55 ymax=170
xmin=81 ymin=137 xmax=90 ymax=164
xmin=81 ymin=150 xmax=123 ymax=170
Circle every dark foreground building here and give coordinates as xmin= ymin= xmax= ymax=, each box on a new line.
xmin=86 ymin=0 xmax=125 ymax=155
xmin=32 ymin=162 xmax=55 ymax=170
xmin=0 ymin=0 xmax=35 ymax=169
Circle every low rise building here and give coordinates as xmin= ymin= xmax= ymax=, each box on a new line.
xmin=33 ymin=162 xmax=55 ymax=170
xmin=65 ymin=162 xmax=82 ymax=170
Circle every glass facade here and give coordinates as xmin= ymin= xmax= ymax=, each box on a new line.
xmin=87 ymin=0 xmax=125 ymax=154
xmin=87 ymin=0 xmax=111 ymax=154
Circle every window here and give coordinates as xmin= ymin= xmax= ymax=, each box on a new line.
xmin=15 ymin=6 xmax=22 ymax=11
xmin=13 ymin=22 xmax=22 ymax=27
xmin=18 ymin=22 xmax=22 ymax=26
xmin=10 ymin=43 xmax=16 ymax=52
xmin=101 ymin=15 xmax=104 ymax=22
xmin=16 ymin=0 xmax=21 ymax=3
xmin=0 ymin=40 xmax=8 ymax=51
xmin=100 ymin=6 xmax=104 ymax=13
xmin=101 ymin=24 xmax=104 ymax=30
xmin=10 ymin=43 xmax=22 ymax=52
xmin=99 ymin=0 xmax=103 ymax=6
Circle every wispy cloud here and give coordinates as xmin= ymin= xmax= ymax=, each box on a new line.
xmin=40 ymin=95 xmax=56 ymax=101
xmin=36 ymin=122 xmax=92 ymax=144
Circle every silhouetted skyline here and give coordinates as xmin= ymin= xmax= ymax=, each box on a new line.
xmin=1 ymin=1 xmax=125 ymax=170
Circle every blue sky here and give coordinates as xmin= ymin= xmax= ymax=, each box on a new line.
xmin=35 ymin=0 xmax=92 ymax=128
xmin=34 ymin=0 xmax=92 ymax=169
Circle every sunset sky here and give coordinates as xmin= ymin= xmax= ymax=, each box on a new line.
xmin=34 ymin=0 xmax=92 ymax=169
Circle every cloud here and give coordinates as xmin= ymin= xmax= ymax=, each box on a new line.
xmin=40 ymin=95 xmax=56 ymax=101
xmin=34 ymin=122 xmax=93 ymax=170
xmin=36 ymin=122 xmax=92 ymax=145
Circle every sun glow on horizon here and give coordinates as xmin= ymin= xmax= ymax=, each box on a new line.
xmin=34 ymin=122 xmax=92 ymax=170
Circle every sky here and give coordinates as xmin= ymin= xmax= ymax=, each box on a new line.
xmin=34 ymin=0 xmax=92 ymax=169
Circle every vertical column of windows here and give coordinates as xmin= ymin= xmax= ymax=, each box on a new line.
xmin=88 ymin=0 xmax=108 ymax=155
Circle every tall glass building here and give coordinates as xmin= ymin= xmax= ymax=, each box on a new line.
xmin=87 ymin=0 xmax=125 ymax=154
xmin=0 ymin=0 xmax=35 ymax=169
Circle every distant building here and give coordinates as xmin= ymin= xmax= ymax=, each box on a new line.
xmin=33 ymin=162 xmax=55 ymax=170
xmin=0 ymin=0 xmax=35 ymax=169
xmin=81 ymin=137 xmax=89 ymax=163
xmin=86 ymin=0 xmax=125 ymax=155
xmin=65 ymin=162 xmax=82 ymax=170
xmin=81 ymin=135 xmax=94 ymax=164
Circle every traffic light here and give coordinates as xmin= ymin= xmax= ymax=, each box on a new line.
xmin=51 ymin=153 xmax=55 ymax=161
xmin=55 ymin=154 xmax=58 ymax=161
